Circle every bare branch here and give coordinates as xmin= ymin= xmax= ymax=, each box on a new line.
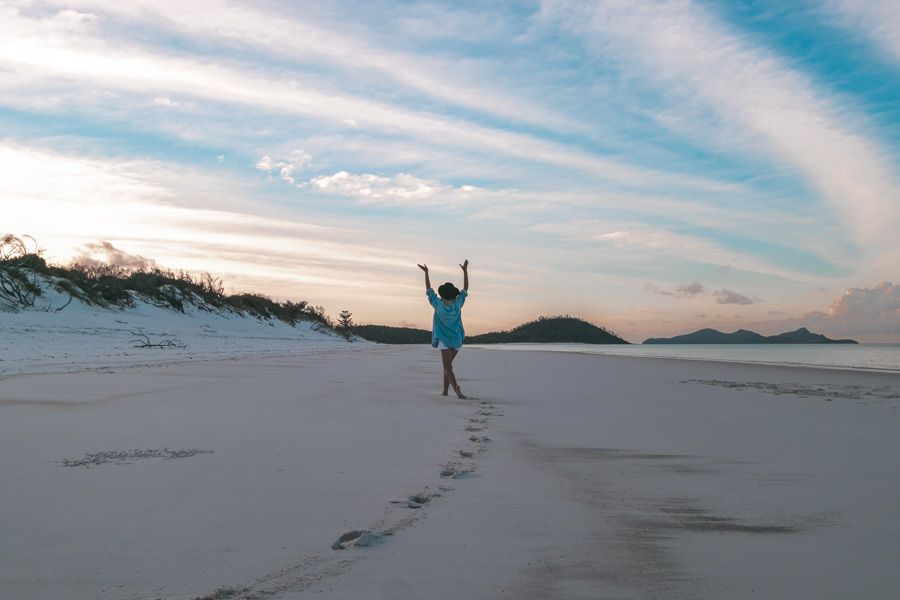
xmin=130 ymin=328 xmax=188 ymax=349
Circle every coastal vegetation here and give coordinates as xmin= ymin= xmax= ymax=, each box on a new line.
xmin=0 ymin=234 xmax=333 ymax=328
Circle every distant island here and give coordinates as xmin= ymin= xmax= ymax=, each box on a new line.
xmin=355 ymin=316 xmax=629 ymax=345
xmin=643 ymin=327 xmax=858 ymax=344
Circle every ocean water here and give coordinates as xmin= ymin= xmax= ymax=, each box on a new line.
xmin=467 ymin=343 xmax=900 ymax=373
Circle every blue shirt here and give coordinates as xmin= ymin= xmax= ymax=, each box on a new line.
xmin=426 ymin=288 xmax=467 ymax=349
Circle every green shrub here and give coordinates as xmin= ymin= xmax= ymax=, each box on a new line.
xmin=0 ymin=234 xmax=336 ymax=329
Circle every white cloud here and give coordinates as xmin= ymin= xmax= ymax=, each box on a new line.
xmin=55 ymin=9 xmax=99 ymax=24
xmin=153 ymin=96 xmax=178 ymax=107
xmin=308 ymin=171 xmax=478 ymax=205
xmin=826 ymin=282 xmax=900 ymax=319
xmin=256 ymin=150 xmax=311 ymax=185
xmin=806 ymin=282 xmax=900 ymax=336
xmin=754 ymin=282 xmax=900 ymax=341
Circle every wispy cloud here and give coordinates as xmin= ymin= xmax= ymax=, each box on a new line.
xmin=823 ymin=0 xmax=900 ymax=64
xmin=713 ymin=289 xmax=759 ymax=305
xmin=646 ymin=281 xmax=705 ymax=298
xmin=645 ymin=283 xmax=674 ymax=297
xmin=0 ymin=3 xmax=738 ymax=194
xmin=73 ymin=241 xmax=157 ymax=270
xmin=540 ymin=0 xmax=900 ymax=249
xmin=37 ymin=0 xmax=572 ymax=130
xmin=675 ymin=282 xmax=705 ymax=298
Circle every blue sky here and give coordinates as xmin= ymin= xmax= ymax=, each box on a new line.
xmin=2 ymin=0 xmax=899 ymax=341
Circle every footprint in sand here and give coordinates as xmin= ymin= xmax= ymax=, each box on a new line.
xmin=465 ymin=425 xmax=485 ymax=432
xmin=192 ymin=584 xmax=252 ymax=599
xmin=390 ymin=492 xmax=434 ymax=509
xmin=469 ymin=435 xmax=491 ymax=443
xmin=459 ymin=449 xmax=475 ymax=458
xmin=331 ymin=529 xmax=378 ymax=550
xmin=441 ymin=462 xmax=474 ymax=479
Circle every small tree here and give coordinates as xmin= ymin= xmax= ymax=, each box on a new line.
xmin=0 ymin=234 xmax=42 ymax=310
xmin=336 ymin=309 xmax=354 ymax=340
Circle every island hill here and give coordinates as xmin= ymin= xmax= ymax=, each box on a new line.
xmin=354 ymin=316 xmax=629 ymax=345
xmin=643 ymin=327 xmax=858 ymax=344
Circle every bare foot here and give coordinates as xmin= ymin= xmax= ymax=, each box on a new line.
xmin=456 ymin=388 xmax=467 ymax=399
xmin=441 ymin=391 xmax=449 ymax=396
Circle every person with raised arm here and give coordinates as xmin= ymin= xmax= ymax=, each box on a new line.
xmin=417 ymin=260 xmax=469 ymax=399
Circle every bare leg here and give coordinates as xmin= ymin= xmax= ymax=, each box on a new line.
xmin=441 ymin=349 xmax=466 ymax=399
xmin=442 ymin=348 xmax=458 ymax=395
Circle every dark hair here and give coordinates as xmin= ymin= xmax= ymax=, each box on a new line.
xmin=438 ymin=282 xmax=460 ymax=300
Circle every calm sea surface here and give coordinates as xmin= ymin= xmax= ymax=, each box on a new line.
xmin=468 ymin=343 xmax=900 ymax=373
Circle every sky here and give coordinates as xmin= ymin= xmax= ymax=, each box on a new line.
xmin=2 ymin=0 xmax=900 ymax=342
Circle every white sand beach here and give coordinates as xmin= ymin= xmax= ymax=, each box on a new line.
xmin=2 ymin=346 xmax=899 ymax=599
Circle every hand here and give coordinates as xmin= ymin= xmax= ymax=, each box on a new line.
xmin=417 ymin=264 xmax=428 ymax=272
xmin=459 ymin=259 xmax=468 ymax=271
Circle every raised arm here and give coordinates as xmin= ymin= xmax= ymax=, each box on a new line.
xmin=459 ymin=259 xmax=469 ymax=291
xmin=417 ymin=264 xmax=431 ymax=290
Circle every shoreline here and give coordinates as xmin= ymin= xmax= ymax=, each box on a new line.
xmin=1 ymin=347 xmax=898 ymax=598
xmin=467 ymin=342 xmax=900 ymax=375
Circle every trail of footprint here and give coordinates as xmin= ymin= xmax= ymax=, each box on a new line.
xmin=440 ymin=461 xmax=474 ymax=479
xmin=389 ymin=490 xmax=438 ymax=509
xmin=191 ymin=554 xmax=361 ymax=600
xmin=448 ymin=395 xmax=502 ymax=475
xmin=328 ymin=394 xmax=503 ymax=574
xmin=331 ymin=530 xmax=379 ymax=550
